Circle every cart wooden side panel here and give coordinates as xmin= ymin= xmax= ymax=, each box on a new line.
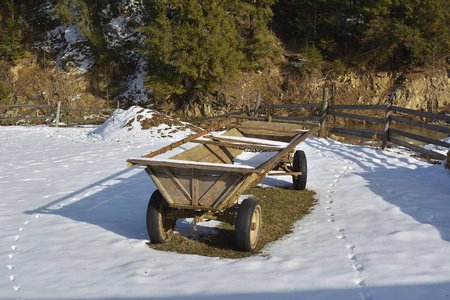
xmin=146 ymin=165 xmax=248 ymax=211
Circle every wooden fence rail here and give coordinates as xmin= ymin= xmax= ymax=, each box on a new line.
xmin=0 ymin=101 xmax=115 ymax=127
xmin=191 ymin=90 xmax=450 ymax=161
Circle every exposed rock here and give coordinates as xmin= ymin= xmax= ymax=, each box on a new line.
xmin=9 ymin=65 xmax=23 ymax=85
xmin=333 ymin=69 xmax=449 ymax=113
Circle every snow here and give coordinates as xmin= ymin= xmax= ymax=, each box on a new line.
xmin=1 ymin=118 xmax=450 ymax=299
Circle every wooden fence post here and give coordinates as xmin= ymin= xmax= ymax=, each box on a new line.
xmin=253 ymin=93 xmax=261 ymax=118
xmin=320 ymin=87 xmax=329 ymax=137
xmin=331 ymin=83 xmax=336 ymax=124
xmin=55 ymin=101 xmax=61 ymax=128
xmin=382 ymin=89 xmax=396 ymax=150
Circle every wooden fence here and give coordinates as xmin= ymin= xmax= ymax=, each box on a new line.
xmin=191 ymin=89 xmax=450 ymax=161
xmin=0 ymin=102 xmax=115 ymax=127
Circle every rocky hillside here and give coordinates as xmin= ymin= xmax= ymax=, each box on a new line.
xmin=0 ymin=0 xmax=449 ymax=121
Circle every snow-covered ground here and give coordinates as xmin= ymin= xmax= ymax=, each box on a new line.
xmin=1 ymin=115 xmax=450 ymax=299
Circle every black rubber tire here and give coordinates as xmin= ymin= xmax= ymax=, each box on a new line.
xmin=146 ymin=190 xmax=176 ymax=244
xmin=292 ymin=150 xmax=307 ymax=190
xmin=235 ymin=199 xmax=262 ymax=252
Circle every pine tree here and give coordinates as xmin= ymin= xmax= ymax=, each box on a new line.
xmin=360 ymin=0 xmax=450 ymax=67
xmin=294 ymin=0 xmax=360 ymax=59
xmin=141 ymin=0 xmax=245 ymax=98
xmin=0 ymin=0 xmax=25 ymax=61
xmin=239 ymin=0 xmax=280 ymax=68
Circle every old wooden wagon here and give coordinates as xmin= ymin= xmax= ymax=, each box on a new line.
xmin=127 ymin=119 xmax=319 ymax=252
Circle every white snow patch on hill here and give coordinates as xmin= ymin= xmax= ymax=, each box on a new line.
xmin=89 ymin=106 xmax=200 ymax=142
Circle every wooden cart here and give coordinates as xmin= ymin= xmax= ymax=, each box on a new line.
xmin=127 ymin=119 xmax=319 ymax=251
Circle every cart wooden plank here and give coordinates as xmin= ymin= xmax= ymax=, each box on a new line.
xmin=254 ymin=126 xmax=319 ymax=174
xmin=127 ymin=157 xmax=258 ymax=173
xmin=206 ymin=135 xmax=289 ymax=147
xmin=229 ymin=124 xmax=308 ymax=134
xmin=135 ymin=118 xmax=236 ymax=161
xmin=192 ymin=139 xmax=285 ymax=151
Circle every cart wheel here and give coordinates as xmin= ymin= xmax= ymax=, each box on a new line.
xmin=292 ymin=150 xmax=307 ymax=190
xmin=146 ymin=190 xmax=176 ymax=244
xmin=235 ymin=199 xmax=262 ymax=252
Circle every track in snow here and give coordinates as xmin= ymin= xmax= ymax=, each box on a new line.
xmin=308 ymin=137 xmax=373 ymax=300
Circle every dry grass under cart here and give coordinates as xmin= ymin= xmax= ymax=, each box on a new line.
xmin=147 ymin=187 xmax=317 ymax=259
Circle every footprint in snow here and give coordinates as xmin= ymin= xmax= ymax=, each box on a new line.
xmin=346 ymin=243 xmax=355 ymax=249
xmin=353 ymin=262 xmax=365 ymax=271
xmin=347 ymin=253 xmax=357 ymax=260
xmin=336 ymin=234 xmax=346 ymax=240
xmin=354 ymin=277 xmax=365 ymax=286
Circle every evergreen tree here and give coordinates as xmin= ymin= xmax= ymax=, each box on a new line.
xmin=361 ymin=0 xmax=450 ymax=67
xmin=239 ymin=0 xmax=280 ymax=68
xmin=0 ymin=0 xmax=25 ymax=61
xmin=141 ymin=0 xmax=245 ymax=98
xmin=295 ymin=0 xmax=360 ymax=57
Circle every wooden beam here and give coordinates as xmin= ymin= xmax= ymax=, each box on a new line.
xmin=61 ymin=108 xmax=114 ymax=113
xmin=390 ymin=128 xmax=450 ymax=148
xmin=255 ymin=127 xmax=320 ymax=173
xmin=162 ymin=167 xmax=192 ymax=203
xmin=229 ymin=124 xmax=307 ymax=134
xmin=190 ymin=111 xmax=249 ymax=123
xmin=329 ymin=104 xmax=386 ymax=110
xmin=390 ymin=115 xmax=450 ymax=135
xmin=192 ymin=169 xmax=199 ymax=206
xmin=207 ymin=136 xmax=280 ymax=146
xmin=391 ymin=106 xmax=450 ymax=122
xmin=0 ymin=104 xmax=56 ymax=108
xmin=328 ymin=110 xmax=385 ymax=124
xmin=388 ymin=137 xmax=447 ymax=160
xmin=320 ymin=87 xmax=329 ymax=137
xmin=144 ymin=167 xmax=175 ymax=205
xmin=259 ymin=103 xmax=321 ymax=109
xmin=382 ymin=96 xmax=393 ymax=150
xmin=137 ymin=118 xmax=236 ymax=160
xmin=192 ymin=139 xmax=284 ymax=151
xmin=198 ymin=172 xmax=232 ymax=206
xmin=266 ymin=172 xmax=302 ymax=176
xmin=330 ymin=128 xmax=382 ymax=139
xmin=127 ymin=157 xmax=257 ymax=173
xmin=211 ymin=175 xmax=247 ymax=209
xmin=0 ymin=116 xmax=52 ymax=121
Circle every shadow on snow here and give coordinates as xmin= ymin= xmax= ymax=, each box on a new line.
xmin=24 ymin=167 xmax=154 ymax=240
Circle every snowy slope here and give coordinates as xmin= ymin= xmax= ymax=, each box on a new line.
xmin=1 ymin=122 xmax=449 ymax=300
